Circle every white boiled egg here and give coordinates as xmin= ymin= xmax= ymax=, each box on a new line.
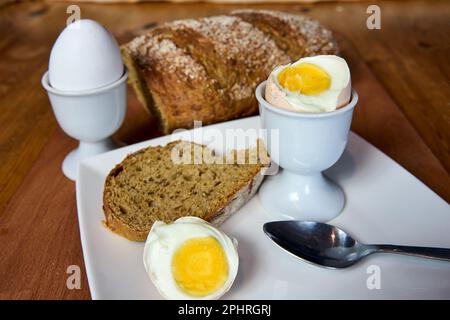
xmin=143 ymin=217 xmax=239 ymax=300
xmin=265 ymin=55 xmax=351 ymax=113
xmin=49 ymin=19 xmax=123 ymax=91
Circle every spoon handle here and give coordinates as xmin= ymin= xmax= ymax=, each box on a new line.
xmin=374 ymin=244 xmax=450 ymax=261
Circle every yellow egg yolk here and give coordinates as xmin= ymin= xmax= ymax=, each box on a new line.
xmin=172 ymin=236 xmax=228 ymax=297
xmin=277 ymin=63 xmax=331 ymax=95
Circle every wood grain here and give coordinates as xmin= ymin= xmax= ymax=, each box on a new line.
xmin=341 ymin=36 xmax=450 ymax=198
xmin=0 ymin=0 xmax=448 ymax=300
xmin=0 ymin=130 xmax=90 ymax=299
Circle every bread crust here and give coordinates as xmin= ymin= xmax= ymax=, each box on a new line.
xmin=231 ymin=9 xmax=339 ymax=60
xmin=103 ymin=161 xmax=150 ymax=242
xmin=151 ymin=17 xmax=289 ymax=97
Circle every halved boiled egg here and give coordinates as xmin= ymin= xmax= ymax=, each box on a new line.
xmin=143 ymin=217 xmax=239 ymax=300
xmin=265 ymin=55 xmax=351 ymax=113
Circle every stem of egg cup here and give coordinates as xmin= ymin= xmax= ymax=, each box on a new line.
xmin=62 ymin=139 xmax=119 ymax=180
xmin=255 ymin=81 xmax=358 ymax=221
xmin=42 ymin=70 xmax=128 ymax=181
xmin=259 ymin=170 xmax=346 ymax=221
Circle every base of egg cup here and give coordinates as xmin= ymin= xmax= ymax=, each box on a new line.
xmin=256 ymin=81 xmax=358 ymax=221
xmin=259 ymin=171 xmax=345 ymax=221
xmin=42 ymin=70 xmax=128 ymax=181
xmin=62 ymin=139 xmax=120 ymax=181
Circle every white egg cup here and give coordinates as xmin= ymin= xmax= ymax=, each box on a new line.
xmin=42 ymin=70 xmax=128 ymax=181
xmin=256 ymin=81 xmax=358 ymax=222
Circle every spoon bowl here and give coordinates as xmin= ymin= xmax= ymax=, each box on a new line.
xmin=263 ymin=221 xmax=450 ymax=269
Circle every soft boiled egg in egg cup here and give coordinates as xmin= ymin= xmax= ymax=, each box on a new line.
xmin=143 ymin=217 xmax=239 ymax=300
xmin=41 ymin=19 xmax=128 ymax=181
xmin=256 ymin=55 xmax=358 ymax=221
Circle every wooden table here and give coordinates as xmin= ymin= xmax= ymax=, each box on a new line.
xmin=0 ymin=0 xmax=449 ymax=299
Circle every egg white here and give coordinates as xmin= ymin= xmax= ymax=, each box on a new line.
xmin=270 ymin=55 xmax=351 ymax=112
xmin=143 ymin=217 xmax=239 ymax=300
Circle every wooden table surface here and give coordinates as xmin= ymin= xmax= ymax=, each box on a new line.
xmin=0 ymin=0 xmax=449 ymax=299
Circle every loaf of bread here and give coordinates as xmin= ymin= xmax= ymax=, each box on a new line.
xmin=122 ymin=10 xmax=338 ymax=134
xmin=103 ymin=140 xmax=269 ymax=241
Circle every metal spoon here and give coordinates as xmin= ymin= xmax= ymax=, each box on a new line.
xmin=263 ymin=221 xmax=450 ymax=269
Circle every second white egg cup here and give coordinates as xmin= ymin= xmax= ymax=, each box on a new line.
xmin=256 ymin=81 xmax=358 ymax=222
xmin=42 ymin=70 xmax=128 ymax=181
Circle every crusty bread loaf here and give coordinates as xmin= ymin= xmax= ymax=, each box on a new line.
xmin=122 ymin=10 xmax=338 ymax=134
xmin=103 ymin=140 xmax=269 ymax=241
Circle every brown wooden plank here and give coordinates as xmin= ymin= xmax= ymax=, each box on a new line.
xmin=323 ymin=1 xmax=450 ymax=173
xmin=0 ymin=0 xmax=449 ymax=299
xmin=341 ymin=35 xmax=450 ymax=199
xmin=0 ymin=129 xmax=90 ymax=299
xmin=0 ymin=2 xmax=61 ymax=214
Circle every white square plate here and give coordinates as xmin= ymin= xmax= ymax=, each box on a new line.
xmin=76 ymin=116 xmax=450 ymax=299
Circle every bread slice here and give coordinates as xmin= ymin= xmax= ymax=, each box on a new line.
xmin=103 ymin=140 xmax=269 ymax=241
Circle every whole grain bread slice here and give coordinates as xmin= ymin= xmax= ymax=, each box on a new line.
xmin=103 ymin=140 xmax=269 ymax=241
